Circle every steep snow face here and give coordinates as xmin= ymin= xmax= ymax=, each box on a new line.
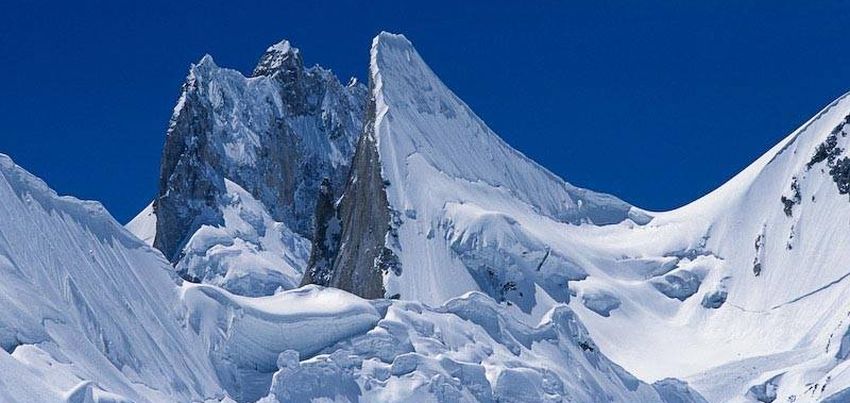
xmin=125 ymin=201 xmax=155 ymax=246
xmin=321 ymin=33 xmax=649 ymax=306
xmin=370 ymin=33 xmax=648 ymax=229
xmin=0 ymin=154 xmax=223 ymax=402
xmin=147 ymin=40 xmax=366 ymax=295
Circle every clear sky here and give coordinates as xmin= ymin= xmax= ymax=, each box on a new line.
xmin=2 ymin=1 xmax=850 ymax=222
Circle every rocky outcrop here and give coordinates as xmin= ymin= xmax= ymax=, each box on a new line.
xmin=152 ymin=40 xmax=366 ymax=286
xmin=300 ymin=178 xmax=340 ymax=287
xmin=302 ymin=91 xmax=390 ymax=299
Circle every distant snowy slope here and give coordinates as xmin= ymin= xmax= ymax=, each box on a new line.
xmin=0 ymin=154 xmax=223 ymax=402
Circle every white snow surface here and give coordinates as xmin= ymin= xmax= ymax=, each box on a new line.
xmin=175 ymin=179 xmax=310 ymax=296
xmin=369 ymin=33 xmax=646 ymax=309
xmin=125 ymin=202 xmax=156 ymax=246
xmin=0 ymin=152 xmax=679 ymax=402
xmin=257 ymin=292 xmax=677 ymax=403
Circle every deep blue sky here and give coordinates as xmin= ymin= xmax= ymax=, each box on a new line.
xmin=2 ymin=2 xmax=850 ymax=222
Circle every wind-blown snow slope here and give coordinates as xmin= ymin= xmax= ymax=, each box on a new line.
xmin=0 ymin=154 xmax=223 ymax=402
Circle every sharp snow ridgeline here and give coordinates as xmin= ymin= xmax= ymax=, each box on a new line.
xmin=2 ymin=32 xmax=850 ymax=402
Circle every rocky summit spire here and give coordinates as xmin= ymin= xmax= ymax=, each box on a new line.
xmin=252 ymin=39 xmax=303 ymax=77
xmin=151 ymin=38 xmax=366 ymax=295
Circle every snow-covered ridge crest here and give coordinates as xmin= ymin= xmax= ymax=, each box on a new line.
xmin=370 ymin=32 xmax=649 ymax=227
xmin=0 ymin=154 xmax=143 ymax=248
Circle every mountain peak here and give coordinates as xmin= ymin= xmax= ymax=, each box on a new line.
xmin=372 ymin=31 xmax=411 ymax=48
xmin=191 ymin=54 xmax=218 ymax=74
xmin=267 ymin=39 xmax=298 ymax=55
xmin=252 ymin=38 xmax=304 ymax=77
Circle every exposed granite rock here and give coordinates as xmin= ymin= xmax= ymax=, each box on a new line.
xmin=780 ymin=177 xmax=801 ymax=217
xmin=302 ymin=89 xmax=390 ymax=299
xmin=300 ymin=178 xmax=340 ymax=287
xmin=153 ymin=40 xmax=366 ymax=267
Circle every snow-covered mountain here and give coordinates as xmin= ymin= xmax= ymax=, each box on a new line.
xmin=297 ymin=33 xmax=850 ymax=402
xmin=129 ymin=40 xmax=366 ymax=296
xmin=303 ymin=33 xmax=650 ymax=304
xmin=4 ymin=29 xmax=850 ymax=402
xmin=0 ymin=153 xmax=686 ymax=402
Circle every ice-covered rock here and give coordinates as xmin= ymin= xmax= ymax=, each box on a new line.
xmin=143 ymin=39 xmax=366 ymax=295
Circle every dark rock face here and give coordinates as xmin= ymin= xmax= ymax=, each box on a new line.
xmin=830 ymin=157 xmax=850 ymax=196
xmin=153 ymin=41 xmax=366 ymax=264
xmin=780 ymin=177 xmax=801 ymax=217
xmin=300 ymin=178 xmax=340 ymax=287
xmin=302 ymin=89 xmax=391 ymax=299
xmin=154 ymin=73 xmax=226 ymax=261
xmin=807 ymin=114 xmax=850 ymax=202
xmin=753 ymin=231 xmax=765 ymax=277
